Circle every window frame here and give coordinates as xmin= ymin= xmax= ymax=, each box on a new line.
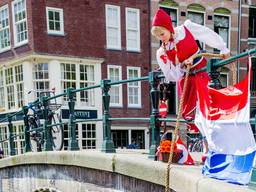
xmin=5 ymin=67 xmax=15 ymax=110
xmin=0 ymin=4 xmax=11 ymax=53
xmin=125 ymin=7 xmax=140 ymax=52
xmin=220 ymin=72 xmax=229 ymax=88
xmin=105 ymin=4 xmax=121 ymax=50
xmin=32 ymin=63 xmax=50 ymax=99
xmin=60 ymin=62 xmax=96 ymax=106
xmin=213 ymin=13 xmax=231 ymax=50
xmin=107 ymin=65 xmax=123 ymax=107
xmin=249 ymin=7 xmax=256 ymax=39
xmin=187 ymin=9 xmax=205 ymax=50
xmin=127 ymin=66 xmax=141 ymax=108
xmin=12 ymin=0 xmax=28 ymax=47
xmin=0 ymin=70 xmax=5 ymax=109
xmin=46 ymin=7 xmax=64 ymax=36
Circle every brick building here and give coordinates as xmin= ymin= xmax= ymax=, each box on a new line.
xmin=0 ymin=0 xmax=151 ymax=155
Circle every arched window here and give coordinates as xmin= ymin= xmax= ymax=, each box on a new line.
xmin=187 ymin=4 xmax=206 ymax=49
xmin=213 ymin=8 xmax=231 ymax=51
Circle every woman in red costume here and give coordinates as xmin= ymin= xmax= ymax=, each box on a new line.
xmin=151 ymin=9 xmax=230 ymax=161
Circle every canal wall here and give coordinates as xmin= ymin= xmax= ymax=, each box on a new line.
xmin=0 ymin=150 xmax=254 ymax=192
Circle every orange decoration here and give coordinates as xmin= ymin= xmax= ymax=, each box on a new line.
xmin=160 ymin=140 xmax=178 ymax=153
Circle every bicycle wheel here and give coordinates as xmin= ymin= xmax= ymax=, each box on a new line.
xmin=192 ymin=140 xmax=203 ymax=152
xmin=50 ymin=113 xmax=64 ymax=151
xmin=28 ymin=116 xmax=42 ymax=152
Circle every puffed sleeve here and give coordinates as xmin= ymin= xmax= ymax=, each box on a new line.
xmin=184 ymin=19 xmax=230 ymax=54
xmin=156 ymin=47 xmax=185 ymax=82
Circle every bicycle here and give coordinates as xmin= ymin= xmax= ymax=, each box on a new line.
xmin=186 ymin=134 xmax=203 ymax=152
xmin=27 ymin=89 xmax=64 ymax=152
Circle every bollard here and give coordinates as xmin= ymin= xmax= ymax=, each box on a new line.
xmin=23 ymin=106 xmax=31 ymax=152
xmin=101 ymin=79 xmax=115 ymax=153
xmin=41 ymin=96 xmax=53 ymax=151
xmin=67 ymin=87 xmax=79 ymax=150
xmin=148 ymin=71 xmax=161 ymax=159
xmin=8 ymin=115 xmax=15 ymax=156
xmin=207 ymin=58 xmax=222 ymax=89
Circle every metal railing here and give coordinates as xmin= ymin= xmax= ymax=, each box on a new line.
xmin=0 ymin=48 xmax=255 ymax=160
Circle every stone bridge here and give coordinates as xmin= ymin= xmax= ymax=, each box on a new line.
xmin=0 ymin=150 xmax=254 ymax=192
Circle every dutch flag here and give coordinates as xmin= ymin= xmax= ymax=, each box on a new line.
xmin=194 ymin=57 xmax=256 ymax=185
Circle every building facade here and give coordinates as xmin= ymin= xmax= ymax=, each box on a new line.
xmin=240 ymin=0 xmax=256 ymax=118
xmin=0 ymin=0 xmax=151 ymax=156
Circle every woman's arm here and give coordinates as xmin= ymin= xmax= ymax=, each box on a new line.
xmin=184 ymin=20 xmax=230 ymax=54
xmin=156 ymin=47 xmax=185 ymax=82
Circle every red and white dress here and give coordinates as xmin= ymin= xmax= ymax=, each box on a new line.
xmin=156 ymin=20 xmax=230 ymax=121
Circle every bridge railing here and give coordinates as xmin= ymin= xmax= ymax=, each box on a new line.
xmin=0 ymin=48 xmax=255 ymax=159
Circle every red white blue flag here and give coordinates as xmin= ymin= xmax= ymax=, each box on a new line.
xmin=195 ymin=57 xmax=256 ymax=185
xmin=176 ymin=137 xmax=194 ymax=165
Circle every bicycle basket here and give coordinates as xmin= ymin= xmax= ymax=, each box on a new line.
xmin=48 ymin=103 xmax=62 ymax=111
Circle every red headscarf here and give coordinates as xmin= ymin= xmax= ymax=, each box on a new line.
xmin=152 ymin=9 xmax=174 ymax=33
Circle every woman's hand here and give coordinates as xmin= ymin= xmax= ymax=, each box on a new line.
xmin=221 ymin=53 xmax=230 ymax=59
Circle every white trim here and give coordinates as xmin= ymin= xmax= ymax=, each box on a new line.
xmin=0 ymin=4 xmax=11 ymax=53
xmin=214 ymin=13 xmax=231 ymax=49
xmin=127 ymin=66 xmax=141 ymax=108
xmin=105 ymin=4 xmax=121 ymax=50
xmin=12 ymin=0 xmax=28 ymax=48
xmin=125 ymin=7 xmax=140 ymax=52
xmin=107 ymin=65 xmax=123 ymax=107
xmin=46 ymin=7 xmax=64 ymax=36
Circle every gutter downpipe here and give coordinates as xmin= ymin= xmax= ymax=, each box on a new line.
xmin=237 ymin=0 xmax=242 ymax=82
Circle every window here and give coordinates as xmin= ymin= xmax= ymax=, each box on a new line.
xmin=80 ymin=65 xmax=95 ymax=106
xmin=111 ymin=130 xmax=128 ymax=149
xmin=63 ymin=123 xmax=96 ymax=150
xmin=188 ymin=11 xmax=204 ymax=49
xmin=12 ymin=0 xmax=28 ymax=47
xmin=220 ymin=73 xmax=228 ymax=88
xmin=5 ymin=68 xmax=15 ymax=110
xmin=61 ymin=63 xmax=76 ymax=101
xmin=127 ymin=67 xmax=141 ymax=107
xmin=105 ymin=5 xmax=121 ymax=50
xmin=214 ymin=15 xmax=230 ymax=51
xmin=63 ymin=124 xmax=78 ymax=151
xmin=61 ymin=63 xmax=95 ymax=105
xmin=126 ymin=8 xmax=140 ymax=51
xmin=0 ymin=5 xmax=10 ymax=52
xmin=15 ymin=65 xmax=24 ymax=108
xmin=46 ymin=7 xmax=64 ymax=35
xmin=108 ymin=65 xmax=122 ymax=107
xmin=160 ymin=7 xmax=178 ymax=27
xmin=81 ymin=123 xmax=96 ymax=149
xmin=0 ymin=71 xmax=5 ymax=109
xmin=33 ymin=63 xmax=49 ymax=98
xmin=18 ymin=125 xmax=25 ymax=154
xmin=249 ymin=7 xmax=256 ymax=38
xmin=0 ymin=125 xmax=8 ymax=157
